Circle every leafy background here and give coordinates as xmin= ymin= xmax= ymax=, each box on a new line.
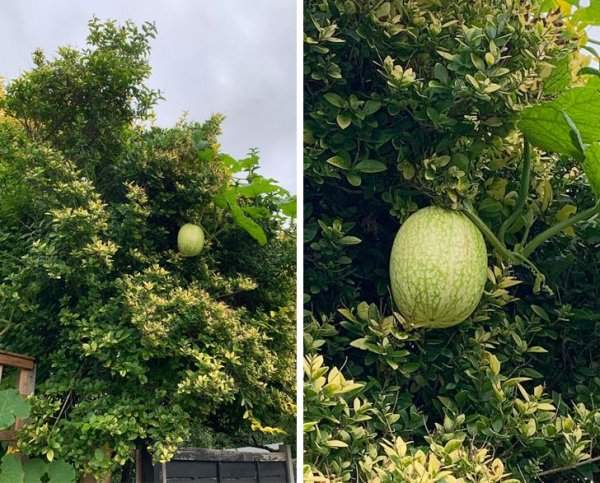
xmin=304 ymin=0 xmax=600 ymax=481
xmin=0 ymin=18 xmax=296 ymax=481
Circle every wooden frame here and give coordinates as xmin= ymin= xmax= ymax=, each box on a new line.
xmin=0 ymin=350 xmax=36 ymax=442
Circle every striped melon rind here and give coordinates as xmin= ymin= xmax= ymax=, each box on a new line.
xmin=389 ymin=206 xmax=488 ymax=329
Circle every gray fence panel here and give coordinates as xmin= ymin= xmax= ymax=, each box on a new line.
xmin=140 ymin=446 xmax=292 ymax=483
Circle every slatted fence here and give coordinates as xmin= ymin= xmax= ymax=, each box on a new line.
xmin=138 ymin=446 xmax=294 ymax=483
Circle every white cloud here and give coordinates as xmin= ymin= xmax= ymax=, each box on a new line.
xmin=0 ymin=0 xmax=297 ymax=192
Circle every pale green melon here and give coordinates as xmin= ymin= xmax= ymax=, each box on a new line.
xmin=177 ymin=223 xmax=205 ymax=257
xmin=389 ymin=206 xmax=488 ymax=329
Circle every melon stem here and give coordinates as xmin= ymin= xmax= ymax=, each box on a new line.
xmin=461 ymin=206 xmax=517 ymax=263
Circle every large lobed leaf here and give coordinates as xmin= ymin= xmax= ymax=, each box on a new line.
xmin=518 ymin=78 xmax=600 ymax=158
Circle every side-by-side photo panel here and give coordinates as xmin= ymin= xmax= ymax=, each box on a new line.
xmin=0 ymin=2 xmax=297 ymax=482
xmin=304 ymin=1 xmax=600 ymax=482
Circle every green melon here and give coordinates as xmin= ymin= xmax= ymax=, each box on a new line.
xmin=389 ymin=206 xmax=488 ymax=329
xmin=177 ymin=223 xmax=205 ymax=257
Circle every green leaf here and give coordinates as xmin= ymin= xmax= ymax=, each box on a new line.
xmin=23 ymin=459 xmax=47 ymax=483
xmin=350 ymin=338 xmax=370 ymax=350
xmin=561 ymin=110 xmax=586 ymax=158
xmin=518 ymin=78 xmax=600 ymax=157
xmin=363 ymin=100 xmax=382 ymax=115
xmin=531 ymin=304 xmax=550 ymax=321
xmin=326 ymin=155 xmax=351 ymax=170
xmin=543 ymin=55 xmax=572 ymax=95
xmin=572 ymin=0 xmax=600 ymax=25
xmin=336 ymin=113 xmax=352 ymax=129
xmin=584 ymin=142 xmax=600 ymax=198
xmin=325 ymin=440 xmax=348 ymax=448
xmin=437 ymin=50 xmax=458 ymax=62
xmin=346 ymin=174 xmax=362 ymax=186
xmin=323 ymin=92 xmax=346 ymax=108
xmin=338 ymin=236 xmax=362 ymax=246
xmin=354 ymin=160 xmax=387 ymax=174
xmin=0 ymin=389 xmax=30 ymax=430
xmin=236 ymin=176 xmax=283 ymax=198
xmin=227 ymin=198 xmax=267 ymax=246
xmin=0 ymin=455 xmax=24 ymax=483
xmin=578 ymin=66 xmax=600 ymax=78
xmin=433 ymin=63 xmax=449 ymax=84
xmin=279 ymin=197 xmax=297 ymax=217
xmin=527 ymin=346 xmax=549 ymax=353
xmin=47 ymin=461 xmax=76 ymax=483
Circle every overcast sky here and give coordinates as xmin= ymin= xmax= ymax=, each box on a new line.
xmin=0 ymin=1 xmax=297 ymax=192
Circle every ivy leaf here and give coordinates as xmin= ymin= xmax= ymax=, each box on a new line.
xmin=0 ymin=455 xmax=24 ymax=483
xmin=0 ymin=389 xmax=30 ymax=429
xmin=518 ymin=78 xmax=600 ymax=157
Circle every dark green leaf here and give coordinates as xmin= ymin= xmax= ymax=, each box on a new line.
xmin=324 ymin=93 xmax=346 ymax=108
xmin=326 ymin=155 xmax=351 ymax=170
xmin=354 ymin=160 xmax=387 ymax=174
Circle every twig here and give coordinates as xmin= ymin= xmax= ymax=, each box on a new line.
xmin=538 ymin=455 xmax=600 ymax=478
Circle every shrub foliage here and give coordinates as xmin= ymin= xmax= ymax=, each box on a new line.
xmin=304 ymin=1 xmax=600 ymax=481
xmin=0 ymin=19 xmax=296 ymax=479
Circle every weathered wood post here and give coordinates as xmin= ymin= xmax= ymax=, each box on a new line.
xmin=0 ymin=350 xmax=36 ymax=443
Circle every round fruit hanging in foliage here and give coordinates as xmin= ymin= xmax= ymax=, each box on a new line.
xmin=389 ymin=206 xmax=488 ymax=329
xmin=177 ymin=223 xmax=205 ymax=257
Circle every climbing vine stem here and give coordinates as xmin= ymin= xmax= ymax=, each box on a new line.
xmin=498 ymin=139 xmax=531 ymax=245
xmin=521 ymin=201 xmax=600 ymax=257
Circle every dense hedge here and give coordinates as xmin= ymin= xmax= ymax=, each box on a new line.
xmin=0 ymin=19 xmax=296 ymax=479
xmin=304 ymin=1 xmax=600 ymax=481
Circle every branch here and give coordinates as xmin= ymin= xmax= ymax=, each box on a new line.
xmin=522 ymin=202 xmax=600 ymax=258
xmin=499 ymin=139 xmax=531 ymax=244
xmin=538 ymin=455 xmax=600 ymax=478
